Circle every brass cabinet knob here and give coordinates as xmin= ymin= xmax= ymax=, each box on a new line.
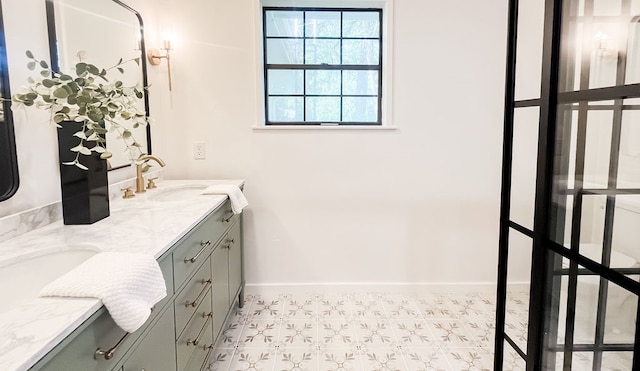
xmin=147 ymin=177 xmax=158 ymax=189
xmin=121 ymin=187 xmax=135 ymax=199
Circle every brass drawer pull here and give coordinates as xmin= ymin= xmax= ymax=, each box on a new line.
xmin=184 ymin=240 xmax=212 ymax=263
xmin=222 ymin=211 xmax=234 ymax=223
xmin=199 ymin=345 xmax=214 ymax=371
xmin=185 ymin=279 xmax=212 ymax=307
xmin=94 ymin=332 xmax=130 ymax=360
xmin=187 ymin=312 xmax=213 ymax=346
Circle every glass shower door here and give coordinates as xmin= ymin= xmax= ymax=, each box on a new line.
xmin=542 ymin=1 xmax=640 ymax=368
xmin=496 ymin=0 xmax=640 ymax=369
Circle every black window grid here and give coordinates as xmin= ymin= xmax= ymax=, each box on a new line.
xmin=262 ymin=7 xmax=383 ymax=126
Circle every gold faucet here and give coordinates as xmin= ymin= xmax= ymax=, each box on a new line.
xmin=136 ymin=155 xmax=166 ymax=193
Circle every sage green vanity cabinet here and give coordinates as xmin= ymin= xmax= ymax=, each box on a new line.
xmin=28 ymin=199 xmax=244 ymax=371
xmin=211 ymin=243 xmax=230 ymax=339
xmin=31 ymin=255 xmax=174 ymax=371
xmin=227 ymin=220 xmax=243 ymax=308
xmin=119 ymin=306 xmax=176 ymax=371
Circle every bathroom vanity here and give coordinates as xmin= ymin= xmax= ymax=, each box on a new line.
xmin=0 ymin=180 xmax=245 ymax=371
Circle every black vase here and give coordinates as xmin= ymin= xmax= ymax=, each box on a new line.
xmin=57 ymin=121 xmax=110 ymax=225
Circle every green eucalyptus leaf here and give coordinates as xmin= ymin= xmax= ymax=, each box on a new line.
xmin=100 ymin=152 xmax=112 ymax=159
xmin=60 ymin=74 xmax=72 ymax=81
xmin=75 ymin=62 xmax=87 ymax=75
xmin=134 ymin=58 xmax=140 ymax=66
xmin=87 ymin=64 xmax=99 ymax=75
xmin=40 ymin=69 xmax=50 ymax=77
xmin=27 ymin=61 xmax=36 ymax=71
xmin=135 ymin=91 xmax=143 ymax=99
xmin=67 ymin=95 xmax=77 ymax=105
xmin=39 ymin=60 xmax=49 ymax=69
xmin=114 ymin=81 xmax=123 ymax=88
xmin=25 ymin=50 xmax=34 ymax=59
xmin=53 ymin=87 xmax=69 ymax=99
xmin=88 ymin=110 xmax=103 ymax=122
xmin=117 ymin=67 xmax=124 ymax=74
xmin=53 ymin=114 xmax=65 ymax=123
xmin=42 ymin=79 xmax=56 ymax=88
xmin=122 ymin=130 xmax=132 ymax=138
xmin=25 ymin=92 xmax=37 ymax=100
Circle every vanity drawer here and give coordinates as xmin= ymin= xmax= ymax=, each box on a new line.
xmin=34 ymin=308 xmax=142 ymax=371
xmin=176 ymin=290 xmax=213 ymax=371
xmin=183 ymin=330 xmax=214 ymax=371
xmin=172 ymin=215 xmax=216 ymax=290
xmin=173 ymin=200 xmax=235 ymax=290
xmin=175 ymin=257 xmax=212 ymax=339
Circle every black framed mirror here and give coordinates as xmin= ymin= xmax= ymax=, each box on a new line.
xmin=45 ymin=0 xmax=151 ymax=170
xmin=0 ymin=0 xmax=20 ymax=201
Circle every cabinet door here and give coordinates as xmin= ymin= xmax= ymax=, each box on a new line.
xmin=123 ymin=307 xmax=176 ymax=371
xmin=227 ymin=220 xmax=242 ymax=305
xmin=211 ymin=244 xmax=229 ymax=340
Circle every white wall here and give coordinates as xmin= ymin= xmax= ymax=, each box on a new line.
xmin=2 ymin=0 xmax=509 ymax=285
xmin=154 ymin=0 xmax=509 ymax=284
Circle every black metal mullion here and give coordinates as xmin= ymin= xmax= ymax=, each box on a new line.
xmin=303 ymin=11 xmax=306 ymax=122
xmin=340 ymin=11 xmax=343 ymax=122
xmin=263 ymin=9 xmax=270 ymax=124
xmin=495 ymin=0 xmax=520 ymax=368
xmin=377 ymin=9 xmax=383 ymax=124
xmin=547 ymin=240 xmax=640 ymax=295
xmin=267 ymin=64 xmax=380 ymax=70
xmin=593 ymin=3 xmax=631 ymax=369
xmin=557 ymin=267 xmax=640 ymax=275
xmin=528 ymin=0 xmax=563 ymax=368
xmin=562 ymin=1 xmax=594 ymax=368
xmin=633 ymin=297 xmax=640 ymax=369
xmin=558 ymin=83 xmax=640 ymax=102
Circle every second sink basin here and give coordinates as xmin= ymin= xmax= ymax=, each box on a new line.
xmin=147 ymin=184 xmax=208 ymax=202
xmin=0 ymin=246 xmax=99 ymax=313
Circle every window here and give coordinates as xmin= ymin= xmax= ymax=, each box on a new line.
xmin=263 ymin=7 xmax=383 ymax=126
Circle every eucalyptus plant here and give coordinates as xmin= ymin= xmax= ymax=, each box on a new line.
xmin=12 ymin=50 xmax=147 ymax=170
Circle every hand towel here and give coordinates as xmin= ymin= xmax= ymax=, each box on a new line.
xmin=40 ymin=252 xmax=167 ymax=333
xmin=201 ymin=184 xmax=248 ymax=214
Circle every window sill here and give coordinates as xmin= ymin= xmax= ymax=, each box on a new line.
xmin=252 ymin=125 xmax=398 ymax=131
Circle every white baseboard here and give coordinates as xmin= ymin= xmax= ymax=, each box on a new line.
xmin=244 ymin=282 xmax=508 ymax=294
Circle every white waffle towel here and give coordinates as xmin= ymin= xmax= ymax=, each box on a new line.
xmin=40 ymin=252 xmax=167 ymax=333
xmin=201 ymin=184 xmax=248 ymax=214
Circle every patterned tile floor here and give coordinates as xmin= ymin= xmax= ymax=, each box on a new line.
xmin=207 ymin=288 xmax=503 ymax=371
xmin=206 ymin=288 xmax=633 ymax=371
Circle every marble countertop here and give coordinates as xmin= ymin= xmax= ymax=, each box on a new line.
xmin=0 ymin=179 xmax=245 ymax=371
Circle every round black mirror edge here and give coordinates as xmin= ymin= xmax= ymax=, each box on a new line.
xmin=0 ymin=0 xmax=20 ymax=202
xmin=45 ymin=0 xmax=152 ymax=171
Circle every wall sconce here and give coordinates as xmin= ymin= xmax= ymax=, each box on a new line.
xmin=147 ymin=36 xmax=173 ymax=91
xmin=594 ymin=31 xmax=618 ymax=59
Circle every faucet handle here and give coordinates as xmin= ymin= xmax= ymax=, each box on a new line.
xmin=147 ymin=177 xmax=158 ymax=189
xmin=121 ymin=187 xmax=135 ymax=199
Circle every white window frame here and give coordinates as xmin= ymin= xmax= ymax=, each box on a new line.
xmin=253 ymin=0 xmax=394 ymax=129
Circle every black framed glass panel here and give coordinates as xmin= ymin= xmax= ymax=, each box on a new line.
xmin=263 ymin=7 xmax=383 ymax=126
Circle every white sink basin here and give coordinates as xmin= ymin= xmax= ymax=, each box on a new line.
xmin=147 ymin=184 xmax=208 ymax=202
xmin=0 ymin=246 xmax=99 ymax=313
